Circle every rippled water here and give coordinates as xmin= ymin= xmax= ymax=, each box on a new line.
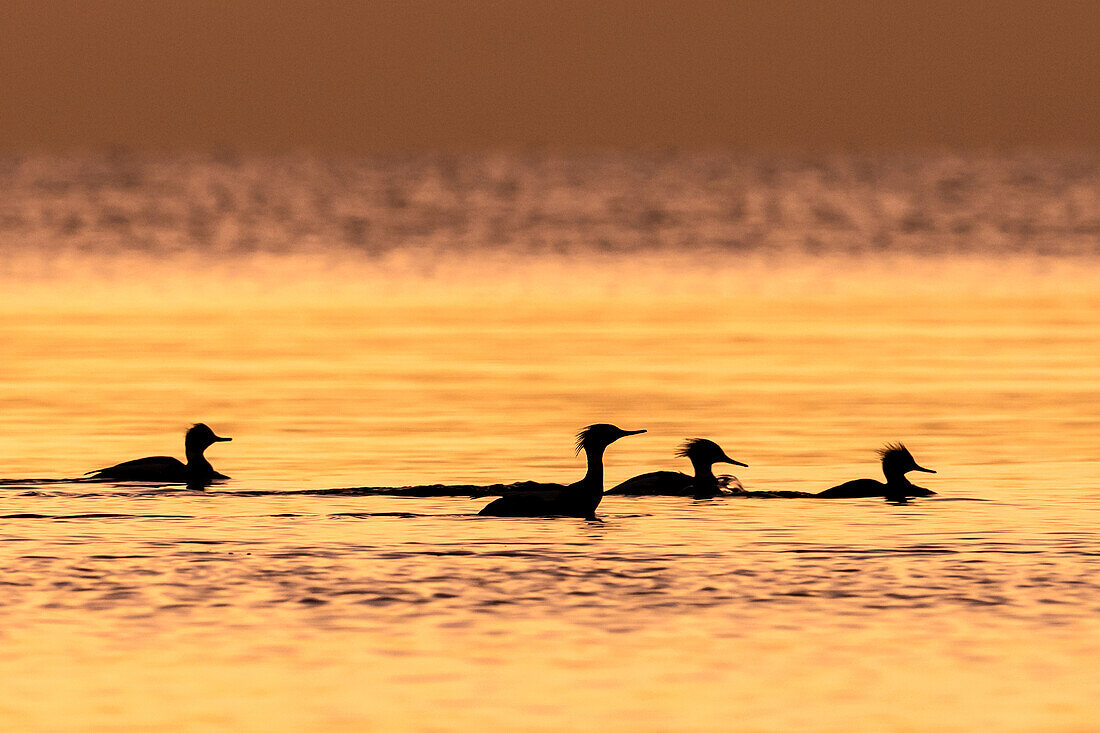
xmin=1 ymin=153 xmax=1099 ymax=731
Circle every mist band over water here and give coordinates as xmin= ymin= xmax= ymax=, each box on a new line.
xmin=3 ymin=151 xmax=1099 ymax=265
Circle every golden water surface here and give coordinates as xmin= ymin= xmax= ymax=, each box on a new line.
xmin=1 ymin=252 xmax=1098 ymax=731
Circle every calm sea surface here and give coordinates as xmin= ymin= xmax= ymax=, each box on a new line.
xmin=1 ymin=153 xmax=1099 ymax=731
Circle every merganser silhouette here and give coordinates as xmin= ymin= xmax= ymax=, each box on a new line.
xmin=608 ymin=438 xmax=747 ymax=498
xmin=478 ymin=424 xmax=646 ymax=519
xmin=816 ymin=443 xmax=936 ymax=500
xmin=85 ymin=423 xmax=232 ymax=487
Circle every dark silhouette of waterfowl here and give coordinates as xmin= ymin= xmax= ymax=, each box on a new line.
xmin=816 ymin=443 xmax=935 ymax=500
xmin=478 ymin=424 xmax=646 ymax=519
xmin=608 ymin=438 xmax=747 ymax=498
xmin=85 ymin=423 xmax=232 ymax=487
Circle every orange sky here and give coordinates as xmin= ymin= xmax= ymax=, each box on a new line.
xmin=1 ymin=0 xmax=1098 ymax=151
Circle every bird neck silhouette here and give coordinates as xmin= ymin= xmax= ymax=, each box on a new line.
xmin=882 ymin=463 xmax=915 ymax=488
xmin=580 ymin=442 xmax=609 ymax=490
xmin=688 ymin=455 xmax=720 ymax=492
xmin=881 ymin=464 xmax=922 ymax=502
xmin=883 ymin=468 xmax=911 ymax=486
xmin=573 ymin=442 xmax=614 ymax=519
xmin=185 ymin=439 xmax=213 ymax=474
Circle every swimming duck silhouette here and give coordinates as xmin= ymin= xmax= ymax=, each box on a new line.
xmin=85 ymin=423 xmax=232 ymax=486
xmin=478 ymin=424 xmax=646 ymax=519
xmin=816 ymin=443 xmax=936 ymax=500
xmin=608 ymin=438 xmax=747 ymax=498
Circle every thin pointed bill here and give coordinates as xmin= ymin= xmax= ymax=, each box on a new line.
xmin=721 ymin=455 xmax=749 ymax=468
xmin=213 ymin=435 xmax=232 ymax=442
xmin=912 ymin=464 xmax=936 ymax=473
xmin=622 ymin=429 xmax=647 ymax=436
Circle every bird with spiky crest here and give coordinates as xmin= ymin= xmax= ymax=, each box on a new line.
xmin=478 ymin=424 xmax=646 ymax=519
xmin=608 ymin=437 xmax=748 ymax=498
xmin=84 ymin=423 xmax=233 ymax=488
xmin=815 ymin=442 xmax=936 ymax=501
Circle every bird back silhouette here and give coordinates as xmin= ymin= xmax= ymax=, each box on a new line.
xmin=608 ymin=438 xmax=747 ymax=498
xmin=85 ymin=423 xmax=232 ymax=488
xmin=478 ymin=424 xmax=645 ymax=519
xmin=816 ymin=443 xmax=936 ymax=500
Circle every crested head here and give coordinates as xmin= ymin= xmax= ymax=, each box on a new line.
xmin=877 ymin=442 xmax=913 ymax=463
xmin=575 ymin=423 xmax=646 ymax=453
xmin=676 ymin=437 xmax=747 ymax=467
xmin=676 ymin=438 xmax=723 ymax=459
xmin=878 ymin=442 xmax=935 ymax=476
xmin=186 ymin=423 xmax=232 ymax=448
xmin=187 ymin=423 xmax=215 ymax=441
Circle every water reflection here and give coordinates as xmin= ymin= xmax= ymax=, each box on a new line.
xmin=1 ymin=151 xmax=1099 ymax=729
